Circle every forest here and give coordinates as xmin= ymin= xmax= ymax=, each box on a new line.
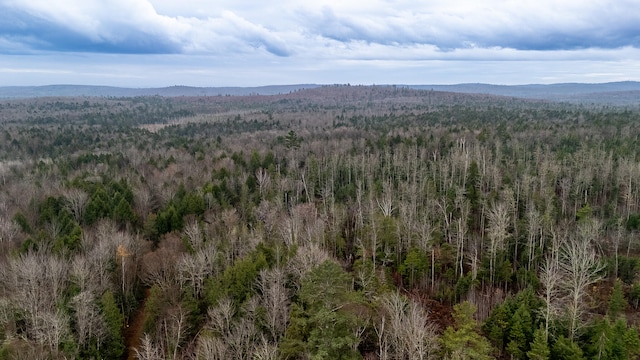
xmin=1 ymin=85 xmax=640 ymax=359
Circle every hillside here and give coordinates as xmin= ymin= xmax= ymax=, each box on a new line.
xmin=1 ymin=81 xmax=639 ymax=105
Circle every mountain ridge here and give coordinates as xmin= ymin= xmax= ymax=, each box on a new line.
xmin=1 ymin=81 xmax=639 ymax=104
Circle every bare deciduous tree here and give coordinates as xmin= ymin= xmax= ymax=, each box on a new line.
xmin=558 ymin=230 xmax=604 ymax=340
xmin=135 ymin=333 xmax=164 ymax=360
xmin=63 ymin=188 xmax=88 ymax=222
xmin=257 ymin=267 xmax=289 ymax=341
xmin=72 ymin=291 xmax=106 ymax=347
xmin=486 ymin=202 xmax=510 ymax=286
xmin=0 ymin=215 xmax=19 ymax=243
xmin=379 ymin=292 xmax=439 ymax=360
xmin=539 ymin=245 xmax=562 ymax=341
xmin=177 ymin=244 xmax=217 ymax=296
xmin=196 ymin=335 xmax=228 ymax=360
xmin=255 ymin=167 xmax=271 ymax=199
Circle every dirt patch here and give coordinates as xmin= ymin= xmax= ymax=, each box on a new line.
xmin=124 ymin=288 xmax=151 ymax=360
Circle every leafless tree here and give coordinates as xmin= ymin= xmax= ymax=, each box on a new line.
xmin=33 ymin=309 xmax=70 ymax=354
xmin=183 ymin=218 xmax=204 ymax=250
xmin=287 ymin=243 xmax=330 ymax=286
xmin=525 ymin=205 xmax=542 ymax=271
xmin=558 ymin=228 xmax=604 ymax=340
xmin=0 ymin=215 xmax=19 ymax=243
xmin=539 ymin=244 xmax=562 ymax=341
xmin=71 ymin=291 xmax=106 ymax=347
xmin=141 ymin=248 xmax=178 ymax=294
xmin=63 ymin=188 xmax=88 ymax=222
xmin=252 ymin=336 xmax=278 ymax=360
xmin=162 ymin=306 xmax=189 ymax=360
xmin=196 ymin=335 xmax=228 ymax=360
xmin=134 ymin=185 xmax=156 ymax=218
xmin=207 ymin=297 xmax=235 ymax=336
xmin=378 ymin=292 xmax=439 ymax=360
xmin=486 ymin=202 xmax=510 ymax=286
xmin=377 ymin=183 xmax=395 ymax=218
xmin=255 ymin=167 xmax=271 ymax=199
xmin=177 ymin=244 xmax=217 ymax=296
xmin=135 ymin=333 xmax=164 ymax=360
xmin=257 ymin=267 xmax=290 ymax=341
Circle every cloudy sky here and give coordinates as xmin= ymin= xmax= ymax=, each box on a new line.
xmin=1 ymin=0 xmax=639 ymax=87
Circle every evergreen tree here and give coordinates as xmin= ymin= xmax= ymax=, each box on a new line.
xmin=527 ymin=327 xmax=550 ymax=360
xmin=100 ymin=290 xmax=125 ymax=359
xmin=440 ymin=301 xmax=493 ymax=360
xmin=551 ymin=336 xmax=584 ymax=360
xmin=607 ymin=279 xmax=627 ymax=320
xmin=505 ymin=304 xmax=531 ymax=359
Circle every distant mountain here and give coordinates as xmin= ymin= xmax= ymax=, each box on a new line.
xmin=407 ymin=81 xmax=640 ymax=104
xmin=1 ymin=82 xmax=638 ymax=105
xmin=0 ymin=84 xmax=320 ymax=98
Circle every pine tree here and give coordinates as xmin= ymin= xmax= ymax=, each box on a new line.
xmin=551 ymin=335 xmax=584 ymax=360
xmin=607 ymin=279 xmax=627 ymax=320
xmin=100 ymin=290 xmax=125 ymax=359
xmin=506 ymin=305 xmax=530 ymax=359
xmin=441 ymin=301 xmax=493 ymax=360
xmin=527 ymin=327 xmax=550 ymax=360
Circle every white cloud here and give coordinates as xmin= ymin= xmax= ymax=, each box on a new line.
xmin=1 ymin=0 xmax=639 ymax=85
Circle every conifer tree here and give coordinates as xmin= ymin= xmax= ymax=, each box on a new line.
xmin=527 ymin=327 xmax=550 ymax=360
xmin=440 ymin=301 xmax=493 ymax=360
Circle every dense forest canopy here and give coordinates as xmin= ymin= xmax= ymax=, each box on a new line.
xmin=1 ymin=85 xmax=640 ymax=359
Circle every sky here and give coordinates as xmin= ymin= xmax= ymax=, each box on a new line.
xmin=1 ymin=0 xmax=640 ymax=87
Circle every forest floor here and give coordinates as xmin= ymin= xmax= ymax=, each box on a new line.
xmin=124 ymin=288 xmax=151 ymax=360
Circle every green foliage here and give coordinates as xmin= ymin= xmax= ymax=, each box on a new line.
xmin=143 ymin=285 xmax=164 ymax=334
xmin=576 ymin=204 xmax=592 ymax=223
xmin=205 ymin=250 xmax=268 ymax=308
xmin=626 ymin=213 xmax=640 ymax=231
xmin=441 ymin=301 xmax=493 ymax=360
xmin=551 ymin=336 xmax=584 ymax=360
xmin=100 ymin=290 xmax=125 ymax=360
xmin=607 ymin=279 xmax=627 ymax=319
xmin=12 ymin=212 xmax=31 ymax=234
xmin=483 ymin=288 xmax=542 ymax=356
xmin=505 ymin=304 xmax=532 ymax=359
xmin=527 ymin=327 xmax=550 ymax=360
xmin=399 ymin=247 xmax=429 ymax=288
xmin=584 ymin=318 xmax=640 ymax=360
xmin=284 ymin=130 xmax=301 ymax=149
xmin=281 ymin=260 xmax=365 ymax=360
xmin=37 ymin=196 xmax=83 ymax=253
xmin=614 ymin=256 xmax=640 ymax=284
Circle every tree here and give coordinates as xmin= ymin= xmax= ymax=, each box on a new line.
xmin=486 ymin=202 xmax=510 ymax=286
xmin=284 ymin=130 xmax=301 ymax=149
xmin=527 ymin=327 xmax=550 ymax=360
xmin=100 ymin=290 xmax=125 ymax=360
xmin=257 ymin=267 xmax=290 ymax=341
xmin=440 ymin=301 xmax=493 ymax=360
xmin=379 ymin=292 xmax=439 ymax=360
xmin=551 ymin=335 xmax=584 ymax=360
xmin=63 ymin=188 xmax=88 ymax=222
xmin=135 ymin=333 xmax=164 ymax=360
xmin=400 ymin=248 xmax=429 ymax=288
xmin=0 ymin=215 xmax=19 ymax=243
xmin=539 ymin=246 xmax=562 ymax=340
xmin=281 ymin=260 xmax=364 ymax=360
xmin=505 ymin=304 xmax=531 ymax=359
xmin=558 ymin=231 xmax=604 ymax=340
xmin=607 ymin=279 xmax=627 ymax=320
xmin=71 ymin=291 xmax=106 ymax=351
xmin=585 ymin=318 xmax=640 ymax=360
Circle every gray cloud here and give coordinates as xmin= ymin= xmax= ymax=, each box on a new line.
xmin=1 ymin=0 xmax=640 ymax=86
